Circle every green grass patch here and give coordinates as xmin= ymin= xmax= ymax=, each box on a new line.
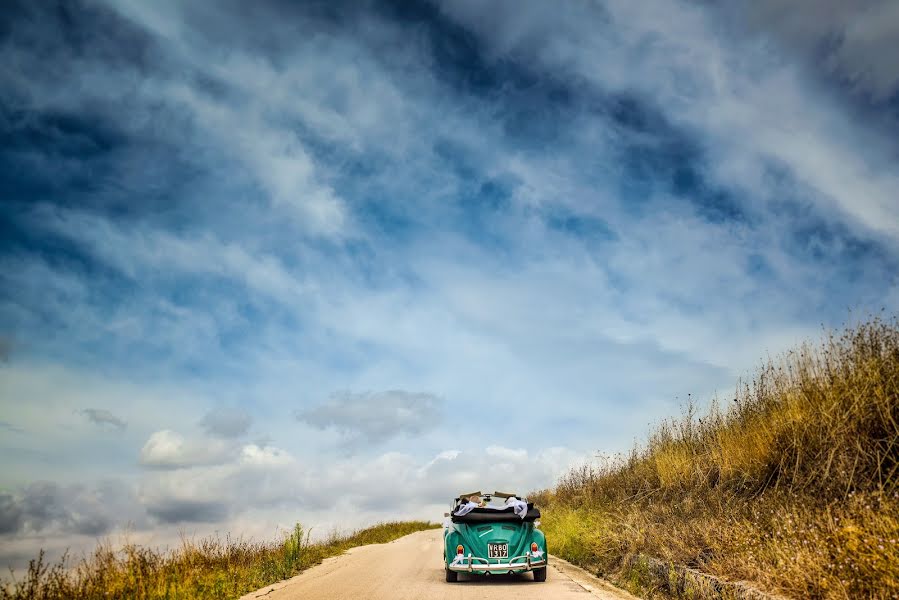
xmin=0 ymin=521 xmax=438 ymax=600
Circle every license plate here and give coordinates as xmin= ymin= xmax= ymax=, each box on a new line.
xmin=487 ymin=543 xmax=508 ymax=559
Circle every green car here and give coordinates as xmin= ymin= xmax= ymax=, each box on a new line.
xmin=443 ymin=490 xmax=547 ymax=582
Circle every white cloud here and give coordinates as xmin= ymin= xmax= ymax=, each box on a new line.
xmin=297 ymin=390 xmax=442 ymax=444
xmin=0 ymin=440 xmax=584 ymax=566
xmin=0 ymin=362 xmax=209 ymax=483
xmin=436 ymin=0 xmax=899 ymax=241
xmin=139 ymin=430 xmax=231 ymax=469
xmin=200 ymin=408 xmax=252 ymax=439
xmin=159 ymin=80 xmax=347 ymax=235
xmin=485 ymin=445 xmax=527 ymax=461
xmin=134 ymin=444 xmax=583 ymax=525
xmin=733 ymin=0 xmax=899 ymax=100
xmin=240 ymin=444 xmax=294 ymax=467
xmin=31 ymin=208 xmax=312 ymax=304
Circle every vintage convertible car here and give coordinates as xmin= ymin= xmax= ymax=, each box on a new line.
xmin=443 ymin=491 xmax=547 ymax=582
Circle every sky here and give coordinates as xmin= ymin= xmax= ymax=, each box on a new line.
xmin=1 ymin=0 xmax=898 ymax=568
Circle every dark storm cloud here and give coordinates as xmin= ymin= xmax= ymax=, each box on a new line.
xmin=145 ymin=498 xmax=229 ymax=525
xmin=0 ymin=481 xmax=140 ymax=536
xmin=0 ymin=492 xmax=23 ymax=534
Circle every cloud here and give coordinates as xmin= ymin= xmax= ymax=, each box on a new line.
xmin=30 ymin=208 xmax=312 ymax=305
xmin=79 ymin=408 xmax=127 ymax=431
xmin=485 ymin=445 xmax=527 ymax=461
xmin=435 ymin=0 xmax=899 ymax=243
xmin=134 ymin=443 xmax=582 ymax=528
xmin=200 ymin=407 xmax=252 ymax=438
xmin=0 ymin=0 xmax=349 ymax=238
xmin=0 ymin=421 xmax=24 ymax=435
xmin=144 ymin=497 xmax=229 ymax=525
xmin=156 ymin=80 xmax=348 ymax=236
xmin=0 ymin=493 xmax=23 ymax=534
xmin=0 ymin=443 xmax=577 ymax=548
xmin=139 ymin=430 xmax=231 ymax=469
xmin=0 ymin=481 xmax=141 ymax=537
xmin=297 ymin=390 xmax=442 ymax=444
xmin=728 ymin=0 xmax=899 ymax=101
xmin=240 ymin=444 xmax=294 ymax=467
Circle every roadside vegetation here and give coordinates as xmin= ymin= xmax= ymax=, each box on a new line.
xmin=535 ymin=316 xmax=899 ymax=599
xmin=0 ymin=520 xmax=437 ymax=600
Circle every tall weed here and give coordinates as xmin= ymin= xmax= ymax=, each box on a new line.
xmin=0 ymin=521 xmax=436 ymax=600
xmin=539 ymin=316 xmax=899 ymax=598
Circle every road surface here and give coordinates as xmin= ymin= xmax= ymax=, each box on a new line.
xmin=240 ymin=529 xmax=639 ymax=600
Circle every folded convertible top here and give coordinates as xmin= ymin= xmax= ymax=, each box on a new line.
xmin=451 ymin=503 xmax=541 ymax=523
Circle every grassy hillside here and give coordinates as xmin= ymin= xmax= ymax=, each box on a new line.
xmin=535 ymin=317 xmax=899 ymax=599
xmin=0 ymin=520 xmax=437 ymax=600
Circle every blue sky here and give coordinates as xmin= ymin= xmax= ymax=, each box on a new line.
xmin=1 ymin=0 xmax=898 ymax=566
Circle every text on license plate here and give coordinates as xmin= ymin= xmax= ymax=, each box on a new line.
xmin=487 ymin=543 xmax=508 ymax=558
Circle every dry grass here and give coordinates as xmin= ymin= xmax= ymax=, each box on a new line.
xmin=0 ymin=521 xmax=437 ymax=600
xmin=535 ymin=316 xmax=899 ymax=599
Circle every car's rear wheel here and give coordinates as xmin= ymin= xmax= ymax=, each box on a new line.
xmin=445 ymin=567 xmax=458 ymax=582
xmin=533 ymin=567 xmax=547 ymax=582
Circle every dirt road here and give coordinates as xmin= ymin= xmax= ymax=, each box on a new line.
xmin=240 ymin=529 xmax=638 ymax=600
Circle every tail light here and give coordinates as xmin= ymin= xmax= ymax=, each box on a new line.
xmin=531 ymin=542 xmax=539 ymax=552
xmin=456 ymin=544 xmax=464 ymax=555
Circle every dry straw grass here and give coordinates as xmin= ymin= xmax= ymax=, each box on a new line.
xmin=0 ymin=521 xmax=436 ymax=600
xmin=535 ymin=316 xmax=899 ymax=599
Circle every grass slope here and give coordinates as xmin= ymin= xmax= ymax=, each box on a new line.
xmin=535 ymin=317 xmax=899 ymax=599
xmin=1 ymin=521 xmax=437 ymax=600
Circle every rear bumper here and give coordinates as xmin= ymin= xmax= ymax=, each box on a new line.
xmin=447 ymin=554 xmax=547 ymax=573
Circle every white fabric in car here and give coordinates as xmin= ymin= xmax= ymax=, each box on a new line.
xmin=504 ymin=496 xmax=528 ymax=519
xmin=452 ymin=501 xmax=479 ymax=517
xmin=452 ymin=498 xmax=529 ymax=519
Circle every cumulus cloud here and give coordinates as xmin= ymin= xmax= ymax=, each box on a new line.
xmin=200 ymin=407 xmax=252 ymax=438
xmin=135 ymin=443 xmax=582 ymax=526
xmin=79 ymin=408 xmax=127 ymax=431
xmin=240 ymin=444 xmax=294 ymax=467
xmin=297 ymin=390 xmax=442 ymax=443
xmin=139 ymin=430 xmax=231 ymax=469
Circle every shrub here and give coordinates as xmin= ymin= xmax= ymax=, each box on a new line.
xmin=539 ymin=316 xmax=899 ymax=598
xmin=0 ymin=521 xmax=436 ymax=600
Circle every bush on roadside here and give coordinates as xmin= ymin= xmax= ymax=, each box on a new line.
xmin=0 ymin=521 xmax=437 ymax=600
xmin=537 ymin=316 xmax=899 ymax=598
